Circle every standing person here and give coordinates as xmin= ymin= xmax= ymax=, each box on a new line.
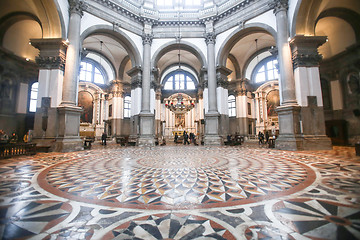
xmin=23 ymin=132 xmax=29 ymax=143
xmin=189 ymin=132 xmax=194 ymax=143
xmin=101 ymin=132 xmax=107 ymax=145
xmin=258 ymin=131 xmax=264 ymax=145
xmin=183 ymin=131 xmax=190 ymax=145
xmin=265 ymin=131 xmax=269 ymax=144
xmin=174 ymin=133 xmax=178 ymax=143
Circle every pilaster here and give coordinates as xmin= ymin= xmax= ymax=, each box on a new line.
xmin=290 ymin=35 xmax=332 ymax=150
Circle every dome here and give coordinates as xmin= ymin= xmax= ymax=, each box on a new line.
xmin=92 ymin=0 xmax=256 ymax=23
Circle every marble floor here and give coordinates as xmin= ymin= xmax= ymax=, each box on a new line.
xmin=0 ymin=142 xmax=359 ymax=240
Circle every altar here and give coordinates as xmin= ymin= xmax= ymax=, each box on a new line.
xmin=172 ymin=130 xmax=184 ymax=136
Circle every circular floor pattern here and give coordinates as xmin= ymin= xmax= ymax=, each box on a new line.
xmin=272 ymin=198 xmax=360 ymax=239
xmin=101 ymin=213 xmax=236 ymax=240
xmin=38 ymin=147 xmax=316 ymax=209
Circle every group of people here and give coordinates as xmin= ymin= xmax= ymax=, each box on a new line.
xmin=226 ymin=133 xmax=243 ymax=145
xmin=174 ymin=131 xmax=197 ymax=145
xmin=0 ymin=130 xmax=28 ymax=144
xmin=258 ymin=130 xmax=276 ymax=146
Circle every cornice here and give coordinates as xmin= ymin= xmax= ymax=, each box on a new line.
xmin=85 ymin=0 xmax=272 ymax=37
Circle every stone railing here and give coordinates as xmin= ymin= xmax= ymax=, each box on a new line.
xmin=0 ymin=143 xmax=37 ymax=159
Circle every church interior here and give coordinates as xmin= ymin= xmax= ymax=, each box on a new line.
xmin=0 ymin=0 xmax=359 ymax=239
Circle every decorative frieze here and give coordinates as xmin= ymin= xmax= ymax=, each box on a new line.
xmin=268 ymin=0 xmax=288 ymax=15
xmin=36 ymin=56 xmax=66 ymax=71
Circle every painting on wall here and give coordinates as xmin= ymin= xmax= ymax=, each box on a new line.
xmin=78 ymin=91 xmax=93 ymax=123
xmin=266 ymin=90 xmax=280 ymax=117
xmin=175 ymin=113 xmax=185 ymax=129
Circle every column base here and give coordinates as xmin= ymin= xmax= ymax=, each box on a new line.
xmin=137 ymin=136 xmax=156 ymax=147
xmin=138 ymin=112 xmax=155 ymax=146
xmin=55 ymin=105 xmax=83 ymax=152
xmin=203 ymin=135 xmax=223 ymax=145
xmin=53 ymin=137 xmax=84 ymax=152
xmin=276 ymin=105 xmax=302 ymax=150
xmin=302 ymin=135 xmax=332 ymax=150
xmin=204 ymin=111 xmax=222 ymax=145
xmin=275 ymin=135 xmax=304 ymax=150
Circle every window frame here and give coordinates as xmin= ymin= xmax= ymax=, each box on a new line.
xmin=29 ymin=82 xmax=39 ymax=113
xmin=251 ymin=56 xmax=279 ymax=84
xmin=162 ymin=70 xmax=197 ymax=91
xmin=228 ymin=95 xmax=236 ymax=117
xmin=123 ymin=95 xmax=131 ymax=118
xmin=79 ymin=59 xmax=108 ymax=85
xmin=156 ymin=0 xmax=203 ymax=9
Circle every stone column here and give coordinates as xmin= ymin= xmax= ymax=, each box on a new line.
xmin=138 ymin=33 xmax=155 ymax=146
xmin=270 ymin=0 xmax=303 ymax=150
xmin=204 ymin=31 xmax=222 ymax=145
xmin=30 ymin=38 xmax=68 ymax=150
xmin=290 ymin=35 xmax=332 ymax=149
xmin=56 ymin=0 xmax=86 ymax=152
xmin=127 ymin=66 xmax=142 ymax=143
xmin=216 ymin=66 xmax=232 ymax=137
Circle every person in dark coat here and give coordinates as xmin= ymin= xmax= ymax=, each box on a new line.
xmin=101 ymin=132 xmax=107 ymax=145
xmin=183 ymin=131 xmax=190 ymax=145
xmin=174 ymin=133 xmax=178 ymax=143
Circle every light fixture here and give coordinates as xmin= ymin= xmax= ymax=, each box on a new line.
xmin=99 ymin=40 xmax=103 ymax=66
xmin=177 ymin=11 xmax=181 ymax=70
xmin=255 ymin=38 xmax=259 ymax=64
xmin=165 ymin=93 xmax=195 ymax=114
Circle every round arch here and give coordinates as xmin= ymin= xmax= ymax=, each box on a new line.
xmin=151 ymin=40 xmax=207 ymax=76
xmin=160 ymin=63 xmax=199 ymax=85
xmin=0 ymin=12 xmax=43 ymax=44
xmin=80 ymin=25 xmax=142 ymax=68
xmin=315 ymin=8 xmax=360 ymax=41
xmin=82 ymin=49 xmax=116 ymax=81
xmin=216 ymin=23 xmax=277 ymax=68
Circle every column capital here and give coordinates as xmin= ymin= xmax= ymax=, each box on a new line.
xmin=127 ymin=66 xmax=143 ymax=89
xmin=216 ymin=66 xmax=232 ymax=89
xmin=69 ymin=0 xmax=87 ymax=16
xmin=204 ymin=32 xmax=216 ymax=45
xmin=30 ymin=38 xmax=68 ymax=71
xmin=269 ymin=46 xmax=278 ymax=57
xmin=150 ymin=80 xmax=161 ymax=90
xmin=269 ymin=0 xmax=288 ymax=15
xmin=290 ymin=35 xmax=327 ymax=68
xmin=142 ymin=33 xmax=153 ymax=45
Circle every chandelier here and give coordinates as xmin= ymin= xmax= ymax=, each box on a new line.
xmin=165 ymin=94 xmax=195 ymax=114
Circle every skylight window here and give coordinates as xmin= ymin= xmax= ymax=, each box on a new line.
xmin=156 ymin=0 xmax=203 ymax=9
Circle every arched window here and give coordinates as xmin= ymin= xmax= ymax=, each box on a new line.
xmin=29 ymin=82 xmax=38 ymax=112
xmin=253 ymin=57 xmax=279 ymax=83
xmin=124 ymin=96 xmax=131 ymax=118
xmin=163 ymin=70 xmax=196 ymax=90
xmin=228 ymin=95 xmax=236 ymax=117
xmin=79 ymin=61 xmax=106 ymax=85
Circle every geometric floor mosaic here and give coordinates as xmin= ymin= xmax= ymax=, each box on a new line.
xmin=1 ymin=143 xmax=359 ymax=239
